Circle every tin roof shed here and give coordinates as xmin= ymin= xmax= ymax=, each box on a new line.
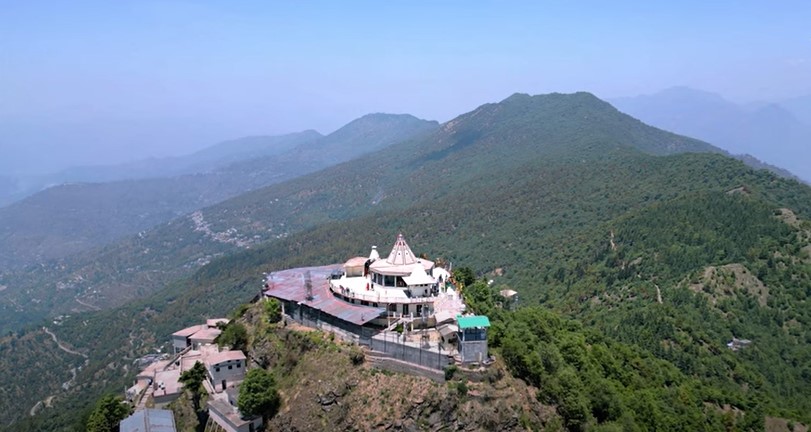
xmin=456 ymin=315 xmax=491 ymax=329
xmin=120 ymin=409 xmax=177 ymax=432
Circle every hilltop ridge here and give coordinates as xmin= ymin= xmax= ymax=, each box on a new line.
xmin=3 ymin=91 xmax=811 ymax=430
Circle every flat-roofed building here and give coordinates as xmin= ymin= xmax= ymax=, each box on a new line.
xmin=206 ymin=350 xmax=247 ymax=392
xmin=152 ymin=368 xmax=183 ymax=406
xmin=171 ymin=325 xmax=203 ymax=354
xmin=457 ymin=315 xmax=491 ymax=364
xmin=188 ymin=327 xmax=221 ymax=349
xmin=120 ymin=408 xmax=177 ymax=432
xmin=208 ymin=388 xmax=262 ymax=432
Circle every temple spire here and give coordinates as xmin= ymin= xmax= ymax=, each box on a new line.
xmin=385 ymin=233 xmax=417 ymax=266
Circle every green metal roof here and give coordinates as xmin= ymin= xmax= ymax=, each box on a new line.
xmin=456 ymin=315 xmax=491 ymax=329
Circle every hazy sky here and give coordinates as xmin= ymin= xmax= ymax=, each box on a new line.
xmin=2 ymin=1 xmax=810 ymax=174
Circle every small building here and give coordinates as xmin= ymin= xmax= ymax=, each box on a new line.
xmin=120 ymin=408 xmax=177 ymax=432
xmin=171 ymin=325 xmax=203 ymax=354
xmin=152 ymin=368 xmax=183 ymax=406
xmin=499 ymin=289 xmax=518 ymax=310
xmin=206 ymin=350 xmax=247 ymax=392
xmin=727 ymin=337 xmax=752 ymax=352
xmin=171 ymin=322 xmax=224 ymax=353
xmin=208 ymin=387 xmax=263 ymax=432
xmin=456 ymin=315 xmax=490 ymax=364
xmin=189 ymin=327 xmax=221 ymax=349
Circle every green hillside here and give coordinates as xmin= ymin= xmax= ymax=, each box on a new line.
xmin=0 ymin=93 xmax=715 ymax=333
xmin=0 ymin=114 xmax=436 ymax=271
xmin=2 ymin=92 xmax=810 ymax=430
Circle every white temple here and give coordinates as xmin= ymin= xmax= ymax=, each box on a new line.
xmin=329 ymin=234 xmax=455 ymax=321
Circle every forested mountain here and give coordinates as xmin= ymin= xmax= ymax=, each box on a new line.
xmin=610 ymin=87 xmax=811 ymax=182
xmin=0 ymin=93 xmax=715 ymax=334
xmin=2 ymin=92 xmax=810 ymax=430
xmin=0 ymin=114 xmax=437 ymax=270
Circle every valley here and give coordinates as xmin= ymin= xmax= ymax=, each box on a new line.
xmin=2 ymin=92 xmax=811 ymax=431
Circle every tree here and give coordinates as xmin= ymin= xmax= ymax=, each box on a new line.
xmin=453 ymin=266 xmax=476 ymax=288
xmin=179 ymin=360 xmax=207 ymax=411
xmin=238 ymin=368 xmax=281 ymax=423
xmin=217 ymin=322 xmax=248 ymax=351
xmin=264 ymin=298 xmax=282 ymax=323
xmin=86 ymin=395 xmax=130 ymax=432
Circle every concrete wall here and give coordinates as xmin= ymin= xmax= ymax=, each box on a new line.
xmin=459 ymin=340 xmax=488 ymax=364
xmin=277 ymin=298 xmax=451 ymax=371
xmin=152 ymin=390 xmax=181 ymax=407
xmin=172 ymin=336 xmax=189 ymax=354
xmin=208 ymin=405 xmax=262 ymax=432
xmin=208 ymin=359 xmax=245 ymax=392
xmin=366 ymin=351 xmax=445 ymax=383
xmin=369 ymin=335 xmax=452 ymax=370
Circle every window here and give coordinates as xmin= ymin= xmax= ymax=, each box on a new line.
xmin=236 ymin=362 xmax=241 ymax=368
xmin=361 ymin=301 xmax=369 ymax=306
xmin=402 ymin=304 xmax=409 ymax=315
xmin=372 ymin=302 xmax=378 ymax=307
xmin=388 ymin=303 xmax=396 ymax=312
xmin=228 ymin=365 xmax=233 ymax=370
xmin=215 ymin=367 xmax=220 ymax=372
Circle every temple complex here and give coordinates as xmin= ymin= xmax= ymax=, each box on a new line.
xmin=262 ymin=234 xmax=492 ymax=371
xmin=328 ymin=234 xmax=457 ymax=324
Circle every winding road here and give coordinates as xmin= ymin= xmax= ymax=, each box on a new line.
xmin=29 ymin=329 xmax=90 ymax=417
xmin=42 ymin=327 xmax=88 ymax=358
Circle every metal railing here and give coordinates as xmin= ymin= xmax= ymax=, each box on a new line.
xmin=328 ymin=283 xmax=439 ymax=304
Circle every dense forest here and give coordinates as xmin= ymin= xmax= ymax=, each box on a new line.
xmin=3 ymin=93 xmax=811 ymax=430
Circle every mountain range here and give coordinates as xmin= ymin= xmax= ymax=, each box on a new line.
xmin=0 ymin=114 xmax=437 ymax=270
xmin=1 ymin=92 xmax=810 ymax=430
xmin=610 ymin=87 xmax=811 ymax=182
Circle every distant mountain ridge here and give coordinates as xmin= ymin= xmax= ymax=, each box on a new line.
xmin=0 ymin=114 xmax=438 ymax=269
xmin=0 ymin=91 xmax=737 ymax=333
xmin=609 ymin=87 xmax=811 ymax=182
xmin=3 ymin=91 xmax=811 ymax=430
xmin=0 ymin=131 xmax=323 ymax=207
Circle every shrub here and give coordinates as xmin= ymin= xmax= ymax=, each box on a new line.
xmin=457 ymin=380 xmax=469 ymax=396
xmin=349 ymin=347 xmax=365 ymax=365
xmin=264 ymin=298 xmax=282 ymax=323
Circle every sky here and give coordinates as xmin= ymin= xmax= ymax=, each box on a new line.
xmin=1 ymin=1 xmax=810 ymax=174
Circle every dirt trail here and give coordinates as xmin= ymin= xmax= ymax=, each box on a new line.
xmin=42 ymin=327 xmax=88 ymax=358
xmin=74 ymin=297 xmax=101 ymax=311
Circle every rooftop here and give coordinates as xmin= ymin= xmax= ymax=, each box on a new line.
xmin=264 ymin=265 xmax=385 ymax=325
xmin=153 ymin=369 xmax=182 ymax=397
xmin=457 ymin=315 xmax=491 ymax=329
xmin=189 ymin=327 xmax=221 ymax=342
xmin=343 ymin=256 xmax=368 ymax=267
xmin=206 ymin=318 xmax=230 ymax=328
xmin=206 ymin=350 xmax=246 ymax=366
xmin=171 ymin=325 xmax=203 ymax=338
xmin=208 ymin=398 xmax=256 ymax=428
xmin=120 ymin=409 xmax=177 ymax=432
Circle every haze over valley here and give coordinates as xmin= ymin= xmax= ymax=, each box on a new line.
xmin=2 ymin=2 xmax=810 ymax=432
